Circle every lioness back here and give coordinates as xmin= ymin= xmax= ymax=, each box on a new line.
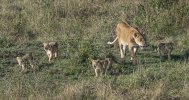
xmin=116 ymin=22 xmax=130 ymax=43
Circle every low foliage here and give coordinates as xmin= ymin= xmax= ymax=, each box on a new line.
xmin=0 ymin=0 xmax=189 ymax=99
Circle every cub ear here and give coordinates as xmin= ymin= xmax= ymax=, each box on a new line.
xmin=43 ymin=42 xmax=46 ymax=46
xmin=96 ymin=60 xmax=100 ymax=63
xmin=43 ymin=42 xmax=49 ymax=45
xmin=90 ymin=58 xmax=94 ymax=62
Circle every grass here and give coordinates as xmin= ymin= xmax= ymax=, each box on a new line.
xmin=0 ymin=0 xmax=189 ymax=100
xmin=1 ymin=41 xmax=189 ymax=100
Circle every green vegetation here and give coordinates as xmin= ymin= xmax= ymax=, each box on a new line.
xmin=0 ymin=0 xmax=189 ymax=99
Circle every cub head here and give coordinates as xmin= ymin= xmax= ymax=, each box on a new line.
xmin=25 ymin=53 xmax=33 ymax=60
xmin=133 ymin=31 xmax=146 ymax=50
xmin=16 ymin=57 xmax=22 ymax=65
xmin=43 ymin=42 xmax=50 ymax=50
xmin=91 ymin=59 xmax=101 ymax=68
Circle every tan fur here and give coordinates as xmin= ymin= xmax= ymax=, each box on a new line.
xmin=16 ymin=53 xmax=34 ymax=72
xmin=91 ymin=58 xmax=113 ymax=77
xmin=43 ymin=41 xmax=58 ymax=62
xmin=107 ymin=22 xmax=146 ymax=63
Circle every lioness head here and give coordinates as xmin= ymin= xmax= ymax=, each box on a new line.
xmin=133 ymin=31 xmax=146 ymax=50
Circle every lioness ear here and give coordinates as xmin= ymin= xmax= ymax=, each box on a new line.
xmin=134 ymin=33 xmax=137 ymax=37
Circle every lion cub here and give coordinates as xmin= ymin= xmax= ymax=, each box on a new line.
xmin=16 ymin=53 xmax=34 ymax=72
xmin=91 ymin=58 xmax=113 ymax=77
xmin=43 ymin=41 xmax=58 ymax=62
xmin=156 ymin=42 xmax=173 ymax=60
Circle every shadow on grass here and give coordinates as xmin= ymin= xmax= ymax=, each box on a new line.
xmin=111 ymin=58 xmax=138 ymax=76
xmin=0 ymin=68 xmax=6 ymax=77
xmin=37 ymin=62 xmax=54 ymax=71
xmin=171 ymin=54 xmax=187 ymax=62
xmin=151 ymin=54 xmax=187 ymax=63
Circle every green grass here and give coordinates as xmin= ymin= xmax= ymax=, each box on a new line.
xmin=1 ymin=0 xmax=189 ymax=100
xmin=1 ymin=41 xmax=189 ymax=100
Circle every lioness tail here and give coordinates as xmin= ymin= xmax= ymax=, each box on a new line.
xmin=107 ymin=37 xmax=118 ymax=44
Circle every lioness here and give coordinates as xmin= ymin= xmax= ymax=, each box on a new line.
xmin=107 ymin=22 xmax=146 ymax=63
xmin=156 ymin=42 xmax=173 ymax=60
xmin=43 ymin=41 xmax=58 ymax=62
xmin=16 ymin=53 xmax=34 ymax=72
xmin=91 ymin=58 xmax=113 ymax=77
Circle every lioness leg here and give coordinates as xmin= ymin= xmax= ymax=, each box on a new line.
xmin=129 ymin=46 xmax=135 ymax=61
xmin=133 ymin=47 xmax=138 ymax=55
xmin=123 ymin=45 xmax=127 ymax=56
xmin=130 ymin=46 xmax=137 ymax=64
xmin=119 ymin=44 xmax=124 ymax=58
